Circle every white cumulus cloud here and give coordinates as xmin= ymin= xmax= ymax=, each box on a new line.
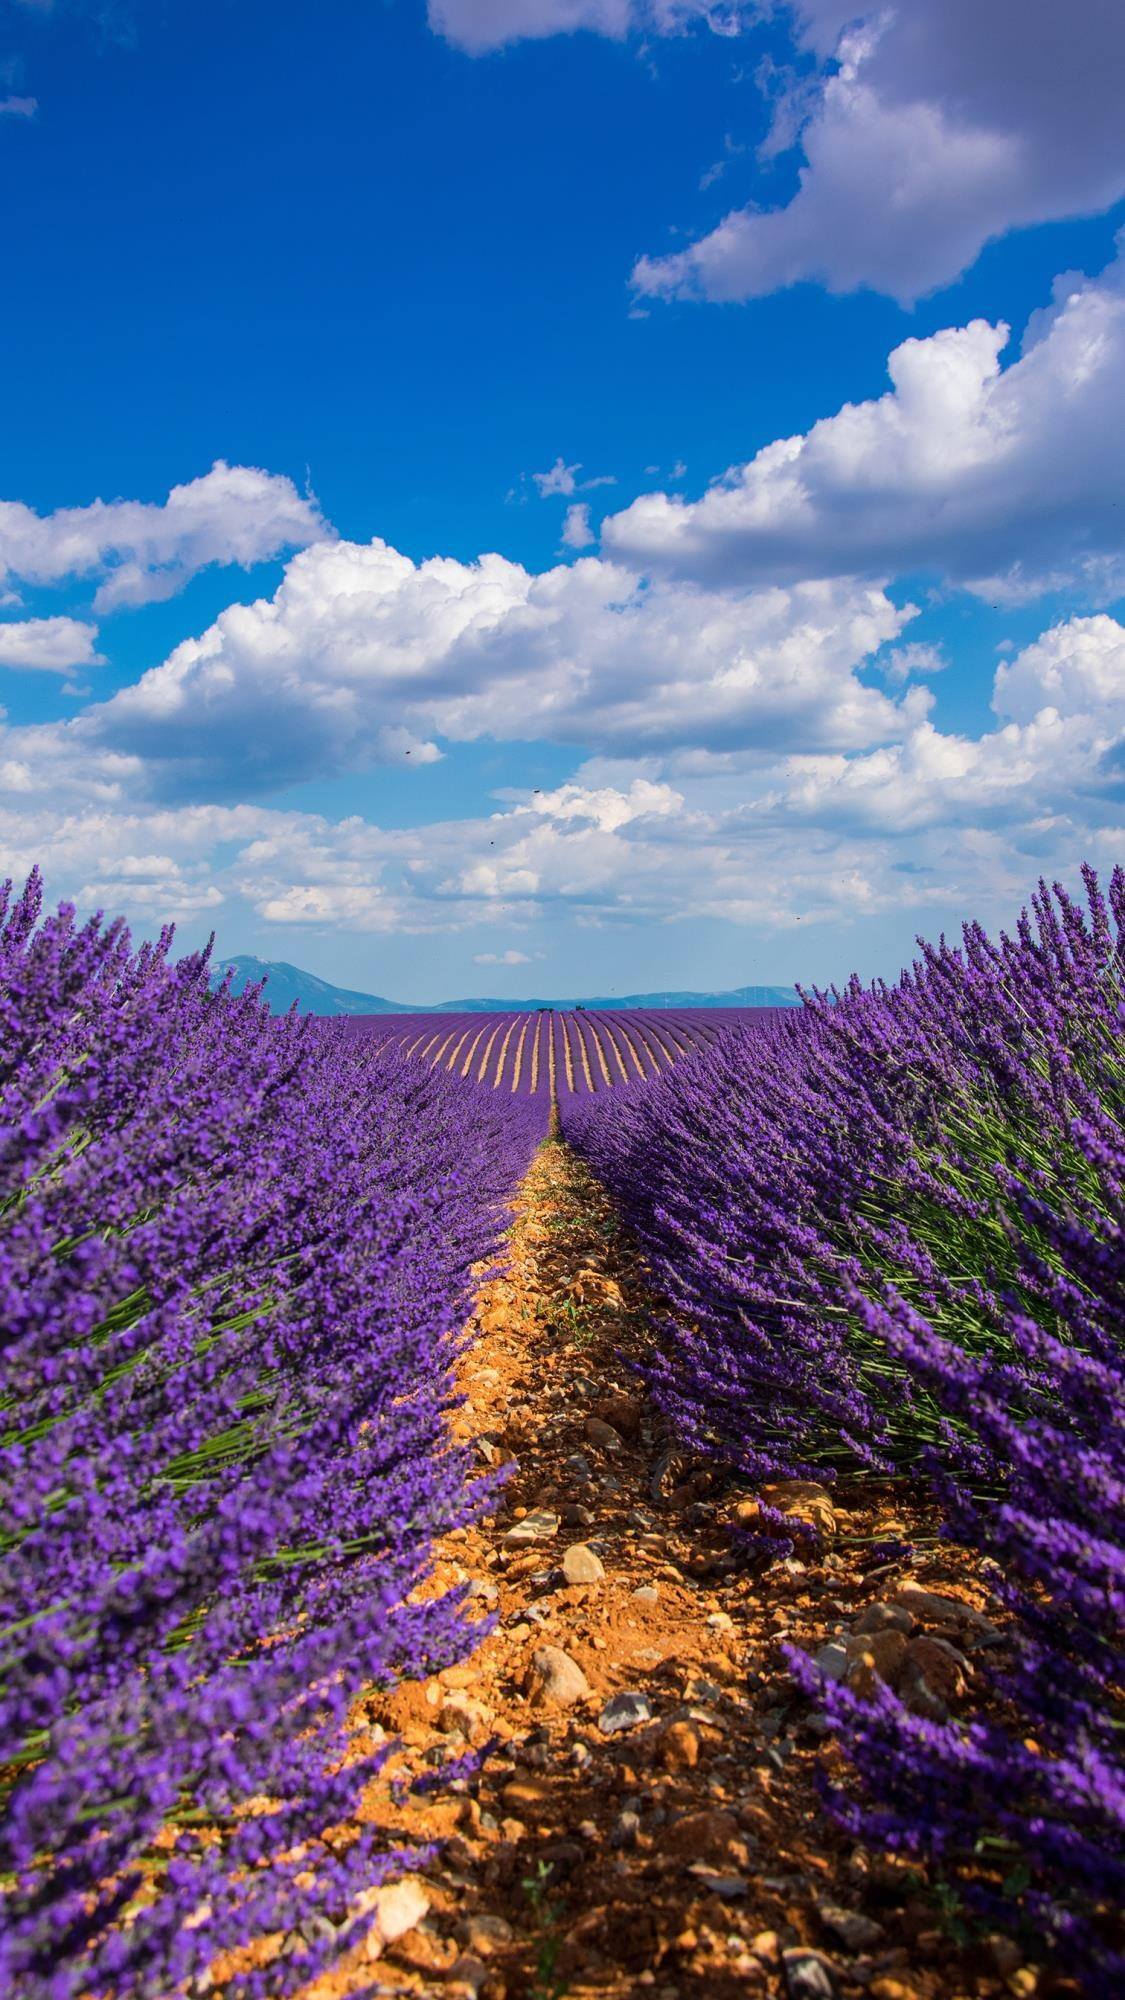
xmin=0 ymin=461 xmax=328 ymax=612
xmin=992 ymin=614 xmax=1125 ymax=727
xmin=561 ymin=502 xmax=594 ymax=548
xmin=634 ymin=1 xmax=1125 ymax=306
xmin=77 ymin=535 xmax=913 ymax=798
xmin=2 ymin=614 xmax=1125 ymax=958
xmin=0 ymin=617 xmax=104 ymax=673
xmin=605 ymin=246 xmax=1125 ymax=598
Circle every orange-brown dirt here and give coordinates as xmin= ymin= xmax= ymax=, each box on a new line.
xmin=300 ymin=1140 xmax=1056 ymax=2000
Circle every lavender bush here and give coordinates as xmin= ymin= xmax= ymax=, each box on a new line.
xmin=563 ymin=869 xmax=1125 ymax=1981
xmin=0 ymin=871 xmax=543 ymax=2000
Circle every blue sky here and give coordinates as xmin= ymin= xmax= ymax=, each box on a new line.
xmin=2 ymin=0 xmax=1124 ymax=1000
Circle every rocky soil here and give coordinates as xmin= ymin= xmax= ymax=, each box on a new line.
xmin=306 ymin=1141 xmax=1060 ymax=2000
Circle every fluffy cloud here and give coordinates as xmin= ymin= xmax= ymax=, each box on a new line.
xmin=561 ymin=503 xmax=594 ymax=548
xmin=605 ymin=247 xmax=1125 ymax=597
xmin=635 ymin=1 xmax=1125 ymax=305
xmin=993 ymin=614 xmax=1125 ymax=727
xmin=513 ymin=775 xmax=682 ymax=832
xmin=77 ymin=536 xmax=913 ymax=798
xmin=533 ymin=459 xmax=616 ymax=501
xmin=4 ymin=613 xmax=1122 ymax=962
xmin=0 ymin=617 xmax=103 ymax=673
xmin=0 ymin=461 xmax=328 ymax=612
xmin=534 ymin=457 xmax=581 ymax=497
xmin=880 ymin=643 xmax=946 ymax=686
xmin=758 ymin=615 xmax=1125 ymax=840
xmin=0 ymin=94 xmax=35 ymax=118
xmin=428 ymin=1 xmax=744 ymax=55
xmin=473 ymin=948 xmax=537 ymax=964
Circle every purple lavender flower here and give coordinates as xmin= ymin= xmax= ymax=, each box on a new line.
xmin=565 ymin=867 xmax=1125 ymax=1985
xmin=0 ymin=870 xmax=541 ymax=1998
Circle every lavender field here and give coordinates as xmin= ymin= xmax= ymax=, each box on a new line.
xmin=337 ymin=1005 xmax=789 ymax=1112
xmin=2 ymin=866 xmax=1122 ymax=2000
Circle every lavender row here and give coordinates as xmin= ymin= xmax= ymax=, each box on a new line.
xmin=0 ymin=872 xmax=542 ymax=2000
xmin=562 ymin=870 xmax=1125 ymax=1984
xmin=338 ymin=1005 xmax=789 ymax=1097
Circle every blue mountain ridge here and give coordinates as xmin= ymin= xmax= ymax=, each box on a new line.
xmin=215 ymin=955 xmax=800 ymax=1016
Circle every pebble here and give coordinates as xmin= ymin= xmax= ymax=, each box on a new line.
xmin=633 ymin=1583 xmax=659 ymax=1604
xmin=683 ymin=1673 xmax=723 ymax=1704
xmin=782 ymin=1946 xmax=842 ymax=1998
xmin=562 ymin=1542 xmax=605 ymax=1584
xmin=658 ymin=1719 xmax=701 ymax=1771
xmin=584 ymin=1416 xmax=623 ymax=1449
xmin=898 ymin=1654 xmax=951 ymax=1722
xmin=598 ymin=1689 xmax=653 ymax=1733
xmin=359 ymin=1877 xmax=430 ymax=1960
xmin=459 ymin=1913 xmax=514 ymax=1955
xmin=906 ymin=1632 xmax=971 ymax=1701
xmin=706 ymin=1610 xmax=734 ymax=1632
xmin=852 ymin=1600 xmax=913 ymax=1636
xmin=894 ymin=1583 xmax=981 ymax=1626
xmin=664 ymin=1808 xmax=742 ymax=1863
xmin=502 ymin=1508 xmax=559 ymax=1547
xmin=686 ymin=1865 xmax=747 ymax=1898
xmin=817 ymin=1901 xmax=886 ymax=1950
xmin=437 ymin=1692 xmax=494 ymax=1741
xmin=611 ymin=1809 xmax=641 ymax=1848
xmin=447 ymin=1953 xmax=489 ymax=1993
xmin=526 ymin=1644 xmax=590 ymax=1707
xmin=844 ymin=1627 xmax=908 ymax=1694
xmin=813 ymin=1640 xmax=849 ymax=1682
xmin=500 ymin=1792 xmax=548 ymax=1824
xmin=595 ymin=1393 xmax=642 ymax=1437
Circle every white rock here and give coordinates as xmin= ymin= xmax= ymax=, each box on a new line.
xmin=598 ymin=1689 xmax=652 ymax=1734
xmin=527 ymin=1644 xmax=590 ymax=1706
xmin=502 ymin=1508 xmax=559 ymax=1547
xmin=782 ymin=1946 xmax=842 ymax=1998
xmin=360 ymin=1876 xmax=430 ymax=1958
xmin=562 ymin=1542 xmax=605 ymax=1584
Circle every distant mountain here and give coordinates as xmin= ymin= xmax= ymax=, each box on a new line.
xmin=215 ymin=957 xmax=406 ymax=1015
xmin=443 ymin=985 xmax=801 ymax=1012
xmin=217 ymin=955 xmax=799 ymax=1017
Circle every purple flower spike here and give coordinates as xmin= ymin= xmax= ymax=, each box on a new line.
xmin=564 ymin=867 xmax=1125 ymax=1988
xmin=0 ymin=870 xmax=542 ymax=1999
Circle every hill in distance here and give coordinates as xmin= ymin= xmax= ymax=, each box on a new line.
xmin=216 ymin=955 xmax=800 ymax=1017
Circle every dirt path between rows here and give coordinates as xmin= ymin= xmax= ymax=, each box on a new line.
xmin=309 ymin=1140 xmax=1038 ymax=2000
